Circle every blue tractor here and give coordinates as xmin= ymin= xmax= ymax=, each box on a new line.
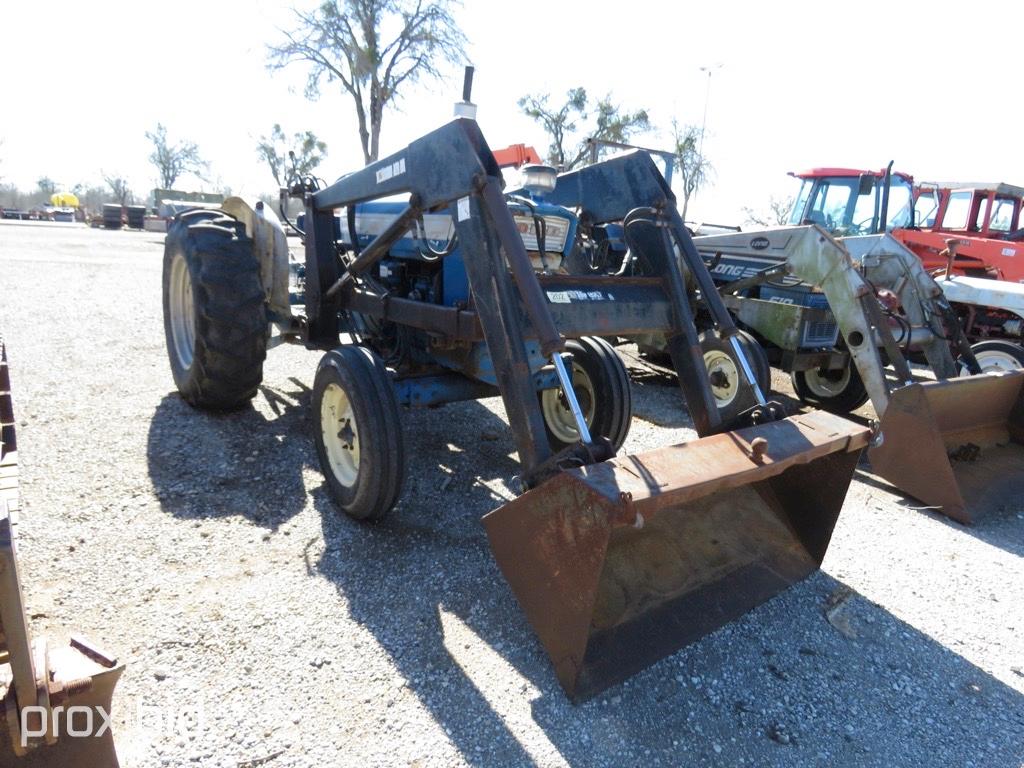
xmin=160 ymin=117 xmax=869 ymax=700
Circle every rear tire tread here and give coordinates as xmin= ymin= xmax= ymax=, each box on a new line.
xmin=162 ymin=211 xmax=267 ymax=410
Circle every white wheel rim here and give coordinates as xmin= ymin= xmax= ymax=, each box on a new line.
xmin=703 ymin=349 xmax=739 ymax=406
xmin=541 ymin=362 xmax=595 ymax=443
xmin=169 ymin=252 xmax=195 ymax=369
xmin=962 ymin=349 xmax=1024 ymax=375
xmin=804 ymin=365 xmax=851 ymax=397
xmin=320 ymin=382 xmax=360 ymax=487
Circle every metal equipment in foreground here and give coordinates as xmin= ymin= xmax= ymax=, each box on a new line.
xmin=0 ymin=339 xmax=123 ymax=765
xmin=691 ymin=226 xmax=1024 ymax=524
xmin=161 ymin=117 xmax=869 ymax=700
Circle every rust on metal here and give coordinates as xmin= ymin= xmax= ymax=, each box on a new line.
xmin=868 ymin=371 xmax=1024 ymax=524
xmin=484 ymin=411 xmax=869 ymax=701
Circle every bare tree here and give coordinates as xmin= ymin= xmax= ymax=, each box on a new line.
xmin=268 ymin=0 xmax=466 ymax=165
xmin=37 ymin=177 xmax=57 ymax=195
xmin=672 ymin=121 xmax=712 ymax=220
xmin=742 ymin=196 xmax=794 ymax=228
xmin=256 ymin=124 xmax=328 ymax=187
xmin=145 ymin=123 xmax=208 ymax=189
xmin=519 ymin=88 xmax=650 ymax=171
xmin=103 ymin=174 xmax=134 ymax=205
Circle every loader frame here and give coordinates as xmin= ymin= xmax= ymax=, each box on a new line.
xmin=263 ymin=119 xmax=870 ymax=699
xmin=694 ymin=227 xmax=980 ymax=412
xmin=296 ymin=119 xmax=780 ymax=484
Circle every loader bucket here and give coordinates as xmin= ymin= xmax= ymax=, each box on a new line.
xmin=483 ymin=411 xmax=869 ymax=701
xmin=868 ymin=371 xmax=1024 ymax=525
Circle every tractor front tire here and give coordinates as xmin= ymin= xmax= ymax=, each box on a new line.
xmin=540 ymin=336 xmax=632 ymax=452
xmin=162 ymin=212 xmax=268 ymax=410
xmin=791 ymin=358 xmax=869 ymax=414
xmin=959 ymin=339 xmax=1024 ymax=374
xmin=699 ymin=330 xmax=771 ymax=426
xmin=313 ymin=346 xmax=405 ymax=521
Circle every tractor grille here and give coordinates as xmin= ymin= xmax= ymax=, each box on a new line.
xmin=802 ymin=316 xmax=840 ymax=348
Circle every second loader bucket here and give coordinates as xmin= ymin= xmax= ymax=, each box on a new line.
xmin=484 ymin=411 xmax=869 ymax=701
xmin=868 ymin=370 xmax=1024 ymax=524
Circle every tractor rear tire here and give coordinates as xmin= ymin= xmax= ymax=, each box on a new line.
xmin=313 ymin=346 xmax=405 ymax=521
xmin=699 ymin=330 xmax=771 ymax=426
xmin=540 ymin=336 xmax=632 ymax=452
xmin=162 ymin=212 xmax=267 ymax=410
xmin=791 ymin=358 xmax=869 ymax=414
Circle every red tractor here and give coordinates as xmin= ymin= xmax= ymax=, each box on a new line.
xmin=788 ymin=166 xmax=1024 ymax=368
xmin=902 ymin=181 xmax=1024 ymax=281
xmin=788 ymin=167 xmax=1024 ymax=281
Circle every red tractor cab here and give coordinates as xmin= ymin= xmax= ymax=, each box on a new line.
xmin=788 ymin=167 xmax=1024 ymax=282
xmin=787 ymin=166 xmax=915 ymax=236
xmin=900 ymin=181 xmax=1024 ymax=282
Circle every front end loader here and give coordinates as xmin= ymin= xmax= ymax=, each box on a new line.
xmin=691 ymin=226 xmax=1024 ymax=524
xmin=0 ymin=339 xmax=123 ymax=766
xmin=160 ymin=118 xmax=869 ymax=700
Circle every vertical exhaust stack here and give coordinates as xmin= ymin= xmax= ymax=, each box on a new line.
xmin=453 ymin=65 xmax=477 ymax=120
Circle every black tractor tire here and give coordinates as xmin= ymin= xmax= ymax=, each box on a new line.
xmin=313 ymin=346 xmax=405 ymax=521
xmin=698 ymin=330 xmax=771 ymax=426
xmin=540 ymin=336 xmax=632 ymax=452
xmin=162 ymin=212 xmax=267 ymax=410
xmin=959 ymin=339 xmax=1024 ymax=375
xmin=791 ymin=358 xmax=869 ymax=414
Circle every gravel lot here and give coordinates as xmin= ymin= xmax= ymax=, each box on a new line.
xmin=1 ymin=220 xmax=1022 ymax=768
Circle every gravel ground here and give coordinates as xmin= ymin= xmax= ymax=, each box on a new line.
xmin=0 ymin=220 xmax=1022 ymax=768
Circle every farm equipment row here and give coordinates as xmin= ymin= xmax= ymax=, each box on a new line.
xmin=158 ymin=112 xmax=1023 ymax=701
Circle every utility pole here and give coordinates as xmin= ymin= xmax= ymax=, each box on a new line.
xmin=698 ymin=63 xmax=723 ymax=166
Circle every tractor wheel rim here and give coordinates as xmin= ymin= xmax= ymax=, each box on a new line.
xmin=321 ymin=382 xmax=360 ymax=487
xmin=541 ymin=362 xmax=596 ymax=444
xmin=169 ymin=252 xmax=195 ymax=370
xmin=805 ymin=365 xmax=851 ymax=397
xmin=970 ymin=349 xmax=1024 ymax=374
xmin=703 ymin=349 xmax=739 ymax=407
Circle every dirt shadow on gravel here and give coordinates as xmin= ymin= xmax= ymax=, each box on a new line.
xmin=145 ymin=380 xmax=318 ymax=529
xmin=315 ymin=474 xmax=1024 ymax=768
xmin=525 ymin=572 xmax=1024 ymax=768
xmin=146 ymin=384 xmax=524 ymax=536
xmin=308 ymin=394 xmax=577 ymax=766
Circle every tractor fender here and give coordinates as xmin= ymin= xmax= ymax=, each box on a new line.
xmin=221 ymin=196 xmax=292 ymax=319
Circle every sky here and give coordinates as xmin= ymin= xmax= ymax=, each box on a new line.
xmin=2 ymin=0 xmax=1022 ymax=224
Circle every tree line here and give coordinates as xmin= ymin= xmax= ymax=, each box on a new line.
xmin=2 ymin=0 xmax=717 ymax=218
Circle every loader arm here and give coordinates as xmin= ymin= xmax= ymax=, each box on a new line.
xmin=693 ymin=227 xmax=1024 ymax=523
xmin=548 ymin=152 xmax=783 ymax=434
xmin=694 ymin=226 xmax=916 ymax=413
xmin=305 ymin=118 xmax=567 ymax=476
